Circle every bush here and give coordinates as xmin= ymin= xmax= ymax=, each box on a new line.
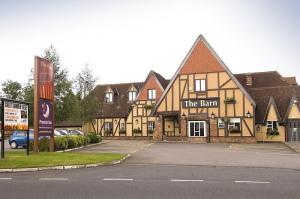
xmin=39 ymin=137 xmax=49 ymax=152
xmin=28 ymin=133 xmax=102 ymax=152
xmin=86 ymin=132 xmax=101 ymax=144
xmin=54 ymin=136 xmax=68 ymax=151
xmin=66 ymin=136 xmax=78 ymax=148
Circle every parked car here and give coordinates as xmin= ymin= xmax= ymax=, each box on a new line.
xmin=8 ymin=130 xmax=34 ymax=149
xmin=54 ymin=130 xmax=63 ymax=136
xmin=57 ymin=129 xmax=69 ymax=135
xmin=69 ymin=129 xmax=85 ymax=136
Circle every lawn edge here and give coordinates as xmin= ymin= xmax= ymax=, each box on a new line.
xmin=0 ymin=154 xmax=130 ymax=173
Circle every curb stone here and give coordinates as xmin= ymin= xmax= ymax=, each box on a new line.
xmin=0 ymin=153 xmax=130 ymax=173
xmin=56 ymin=141 xmax=108 ymax=153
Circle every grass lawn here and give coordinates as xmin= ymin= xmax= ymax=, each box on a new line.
xmin=0 ymin=151 xmax=126 ymax=169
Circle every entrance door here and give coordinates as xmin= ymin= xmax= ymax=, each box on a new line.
xmin=188 ymin=121 xmax=206 ymax=137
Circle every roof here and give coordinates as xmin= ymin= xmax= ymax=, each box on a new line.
xmin=93 ymin=82 xmax=143 ymax=118
xmin=235 ymin=71 xmax=300 ymax=123
xmin=153 ymin=35 xmax=256 ymax=114
xmin=234 ymin=71 xmax=292 ymax=89
xmin=93 ymin=71 xmax=169 ymax=119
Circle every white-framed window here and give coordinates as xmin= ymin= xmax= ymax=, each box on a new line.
xmin=128 ymin=91 xmax=136 ymax=102
xmin=218 ymin=118 xmax=225 ymax=128
xmin=148 ymin=121 xmax=155 ymax=131
xmin=195 ymin=79 xmax=206 ymax=92
xmin=148 ymin=89 xmax=156 ymax=100
xmin=228 ymin=118 xmax=241 ymax=132
xmin=105 ymin=92 xmax=113 ymax=103
xmin=188 ymin=121 xmax=206 ymax=137
xmin=266 ymin=121 xmax=278 ymax=131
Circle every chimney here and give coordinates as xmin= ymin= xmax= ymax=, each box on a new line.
xmin=246 ymin=74 xmax=253 ymax=87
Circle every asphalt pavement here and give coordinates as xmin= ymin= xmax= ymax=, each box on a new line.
xmin=0 ymin=164 xmax=299 ymax=199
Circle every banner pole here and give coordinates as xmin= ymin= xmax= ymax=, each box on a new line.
xmin=33 ymin=56 xmax=39 ymax=153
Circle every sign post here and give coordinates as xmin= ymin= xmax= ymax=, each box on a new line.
xmin=34 ymin=56 xmax=54 ymax=153
xmin=1 ymin=99 xmax=30 ymax=158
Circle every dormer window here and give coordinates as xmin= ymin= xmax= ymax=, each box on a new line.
xmin=128 ymin=91 xmax=136 ymax=102
xmin=105 ymin=92 xmax=113 ymax=103
xmin=266 ymin=121 xmax=278 ymax=131
xmin=148 ymin=89 xmax=156 ymax=100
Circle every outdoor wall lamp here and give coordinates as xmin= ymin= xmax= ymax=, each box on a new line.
xmin=114 ymin=119 xmax=117 ymax=124
xmin=135 ymin=119 xmax=139 ymax=124
xmin=256 ymin=125 xmax=261 ymax=132
xmin=181 ymin=113 xmax=186 ymax=120
xmin=246 ymin=110 xmax=251 ymax=118
xmin=211 ymin=112 xmax=215 ymax=119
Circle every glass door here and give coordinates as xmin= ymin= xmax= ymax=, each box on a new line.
xmin=188 ymin=121 xmax=206 ymax=137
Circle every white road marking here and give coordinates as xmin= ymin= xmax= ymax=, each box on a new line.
xmin=234 ymin=180 xmax=270 ymax=184
xmin=0 ymin=178 xmax=12 ymax=180
xmin=171 ymin=179 xmax=204 ymax=182
xmin=103 ymin=178 xmax=134 ymax=181
xmin=39 ymin=178 xmax=69 ymax=181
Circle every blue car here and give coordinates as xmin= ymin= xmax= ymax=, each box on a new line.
xmin=8 ymin=130 xmax=34 ymax=149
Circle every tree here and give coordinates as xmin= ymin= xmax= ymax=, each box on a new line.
xmin=42 ymin=45 xmax=73 ymax=124
xmin=1 ymin=80 xmax=23 ymax=100
xmin=22 ymin=83 xmax=34 ymax=127
xmin=76 ymin=64 xmax=97 ymax=99
xmin=76 ymin=65 xmax=100 ymax=131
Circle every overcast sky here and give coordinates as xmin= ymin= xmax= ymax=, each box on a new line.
xmin=0 ymin=0 xmax=299 ymax=86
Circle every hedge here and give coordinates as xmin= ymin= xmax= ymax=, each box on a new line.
xmin=29 ymin=132 xmax=102 ymax=152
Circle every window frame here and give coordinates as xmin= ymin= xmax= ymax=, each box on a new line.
xmin=188 ymin=121 xmax=206 ymax=137
xmin=147 ymin=89 xmax=156 ymax=100
xmin=195 ymin=79 xmax=206 ymax=92
xmin=147 ymin=121 xmax=155 ymax=131
xmin=105 ymin=92 xmax=113 ymax=103
xmin=104 ymin=122 xmax=113 ymax=131
xmin=217 ymin=118 xmax=225 ymax=129
xmin=266 ymin=121 xmax=278 ymax=131
xmin=228 ymin=118 xmax=241 ymax=132
xmin=128 ymin=91 xmax=137 ymax=102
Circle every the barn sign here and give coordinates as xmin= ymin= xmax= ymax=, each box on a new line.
xmin=182 ymin=98 xmax=220 ymax=108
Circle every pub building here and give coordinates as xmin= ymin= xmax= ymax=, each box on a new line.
xmin=85 ymin=35 xmax=300 ymax=143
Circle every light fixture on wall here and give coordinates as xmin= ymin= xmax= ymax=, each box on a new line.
xmin=135 ymin=119 xmax=139 ymax=124
xmin=181 ymin=113 xmax=186 ymax=120
xmin=114 ymin=119 xmax=117 ymax=124
xmin=211 ymin=112 xmax=215 ymax=119
xmin=246 ymin=111 xmax=251 ymax=118
xmin=256 ymin=125 xmax=260 ymax=132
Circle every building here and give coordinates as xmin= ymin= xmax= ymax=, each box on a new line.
xmin=85 ymin=35 xmax=300 ymax=143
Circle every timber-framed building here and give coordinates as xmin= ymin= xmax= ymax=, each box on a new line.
xmin=85 ymin=35 xmax=300 ymax=143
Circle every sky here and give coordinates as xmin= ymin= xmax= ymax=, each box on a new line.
xmin=0 ymin=0 xmax=299 ymax=87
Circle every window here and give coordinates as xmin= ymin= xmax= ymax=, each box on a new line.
xmin=267 ymin=121 xmax=278 ymax=131
xmin=128 ymin=91 xmax=136 ymax=102
xmin=148 ymin=121 xmax=155 ymax=131
xmin=188 ymin=121 xmax=206 ymax=137
xmin=246 ymin=75 xmax=253 ymax=86
xmin=218 ymin=118 xmax=225 ymax=128
xmin=228 ymin=118 xmax=241 ymax=132
xmin=148 ymin=89 xmax=156 ymax=100
xmin=105 ymin=92 xmax=113 ymax=103
xmin=104 ymin=122 xmax=113 ymax=131
xmin=120 ymin=123 xmax=125 ymax=130
xmin=195 ymin=79 xmax=206 ymax=92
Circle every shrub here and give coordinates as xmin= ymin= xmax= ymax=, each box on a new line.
xmin=39 ymin=137 xmax=49 ymax=152
xmin=54 ymin=136 xmax=68 ymax=151
xmin=66 ymin=136 xmax=78 ymax=148
xmin=86 ymin=132 xmax=101 ymax=143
